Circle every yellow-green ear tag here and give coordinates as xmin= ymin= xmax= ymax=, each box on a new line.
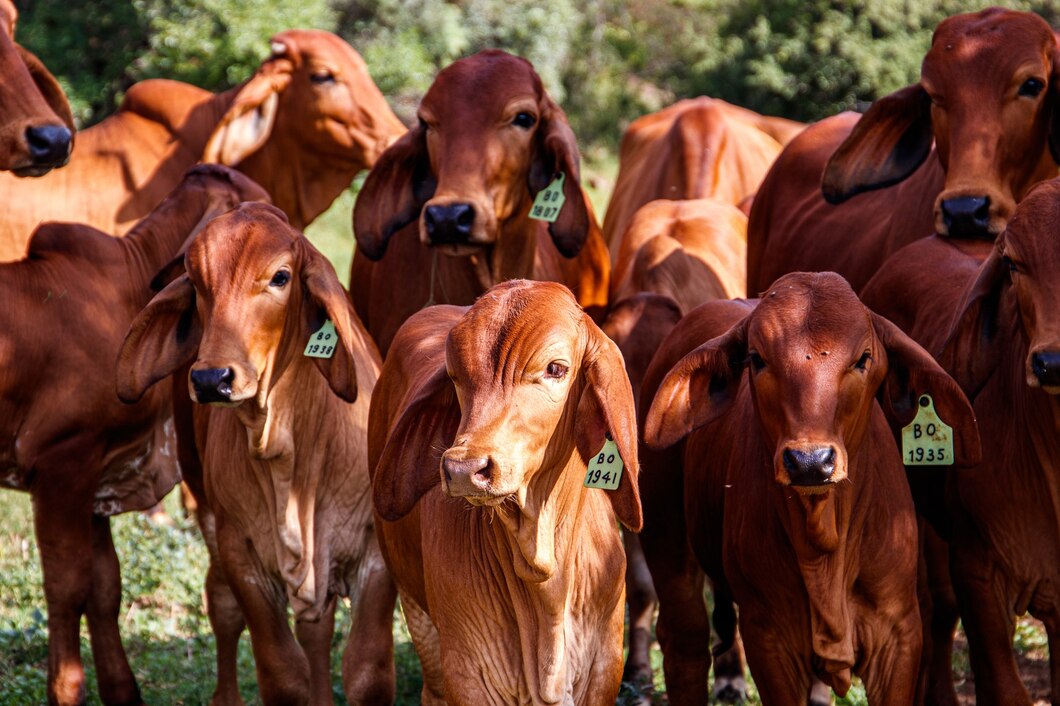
xmin=585 ymin=433 xmax=623 ymax=490
xmin=901 ymin=394 xmax=954 ymax=465
xmin=304 ymin=320 xmax=337 ymax=359
xmin=530 ymin=173 xmax=566 ymax=223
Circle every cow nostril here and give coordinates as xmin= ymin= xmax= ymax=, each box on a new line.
xmin=454 ymin=204 xmax=475 ymax=231
xmin=25 ymin=125 xmax=72 ymax=165
xmin=940 ymin=196 xmax=991 ymax=237
xmin=190 ymin=367 xmax=235 ymax=402
xmin=783 ymin=446 xmax=836 ymax=485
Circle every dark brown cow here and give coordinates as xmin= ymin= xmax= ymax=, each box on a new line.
xmin=861 ymin=177 xmax=1060 ymax=705
xmin=748 ymin=8 xmax=1060 ymax=294
xmin=351 ymin=50 xmax=609 ymax=355
xmin=369 ymin=280 xmax=640 ymax=705
xmin=640 ymin=272 xmax=978 ymax=704
xmin=117 ymin=204 xmax=391 ymax=706
xmin=0 ymin=166 xmax=266 ymax=705
xmin=0 ymin=29 xmax=404 ymax=260
xmin=0 ymin=0 xmax=73 ymax=175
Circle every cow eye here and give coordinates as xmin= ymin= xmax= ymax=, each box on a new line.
xmin=854 ymin=350 xmax=872 ymax=371
xmin=545 ymin=361 xmax=568 ymax=380
xmin=269 ymin=270 xmax=291 ymax=288
xmin=1019 ymin=77 xmax=1045 ymax=98
xmin=1004 ymin=255 xmax=1021 ymax=273
xmin=749 ymin=351 xmax=766 ymax=372
xmin=512 ymin=112 xmax=537 ymax=129
xmin=310 ymin=71 xmax=335 ymax=85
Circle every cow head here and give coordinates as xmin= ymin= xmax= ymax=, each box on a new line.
xmin=354 ymin=50 xmax=591 ymax=261
xmin=646 ymin=272 xmax=979 ymax=495
xmin=117 ymin=203 xmax=363 ymax=412
xmin=0 ymin=0 xmax=73 ymax=176
xmin=823 ymin=8 xmax=1060 ymax=239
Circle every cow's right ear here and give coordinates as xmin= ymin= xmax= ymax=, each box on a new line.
xmin=372 ymin=365 xmax=459 ymax=521
xmin=16 ymin=45 xmax=75 ymax=133
xmin=203 ymin=65 xmax=292 ymax=166
xmin=643 ymin=318 xmax=748 ymax=449
xmin=821 ymin=84 xmax=933 ymax=204
xmin=117 ymin=275 xmax=201 ymax=404
xmin=353 ymin=125 xmax=436 ymax=261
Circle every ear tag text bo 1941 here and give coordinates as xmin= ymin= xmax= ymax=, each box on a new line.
xmin=304 ymin=320 xmax=337 ymax=359
xmin=530 ymin=173 xmax=566 ymax=223
xmin=901 ymin=394 xmax=953 ymax=465
xmin=585 ymin=433 xmax=623 ymax=490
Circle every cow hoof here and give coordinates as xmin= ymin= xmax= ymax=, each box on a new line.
xmin=617 ymin=680 xmax=653 ymax=706
xmin=712 ymin=675 xmax=747 ymax=703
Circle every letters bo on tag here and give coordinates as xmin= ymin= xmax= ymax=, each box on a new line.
xmin=530 ymin=173 xmax=566 ymax=223
xmin=585 ymin=434 xmax=623 ymax=490
xmin=304 ymin=320 xmax=337 ymax=359
xmin=901 ymin=394 xmax=954 ymax=466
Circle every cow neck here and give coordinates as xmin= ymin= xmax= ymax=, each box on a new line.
xmin=464 ymin=207 xmax=542 ymax=292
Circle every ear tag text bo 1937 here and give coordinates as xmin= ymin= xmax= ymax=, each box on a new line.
xmin=901 ymin=394 xmax=953 ymax=465
xmin=585 ymin=433 xmax=623 ymax=490
xmin=530 ymin=173 xmax=566 ymax=223
xmin=304 ymin=320 xmax=337 ymax=359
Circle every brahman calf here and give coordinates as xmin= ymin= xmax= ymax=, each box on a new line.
xmin=369 ymin=280 xmax=641 ymax=705
xmin=641 ymin=272 xmax=978 ymax=704
xmin=117 ymin=204 xmax=390 ymax=705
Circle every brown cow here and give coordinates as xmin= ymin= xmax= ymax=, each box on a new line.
xmin=602 ymin=97 xmax=802 ymax=260
xmin=0 ymin=0 xmax=73 ymax=175
xmin=0 ymin=165 xmax=266 ymax=705
xmin=117 ymin=203 xmax=391 ymax=705
xmin=0 ymin=29 xmax=404 ymax=260
xmin=860 ymin=177 xmax=1060 ymax=705
xmin=369 ymin=279 xmax=641 ymax=705
xmin=351 ymin=50 xmax=609 ymax=355
xmin=640 ymin=272 xmax=979 ymax=704
xmin=748 ymin=8 xmax=1060 ymax=294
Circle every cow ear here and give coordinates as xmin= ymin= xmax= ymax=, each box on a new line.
xmin=577 ymin=318 xmax=643 ymax=531
xmin=937 ymin=247 xmax=1013 ymax=400
xmin=1049 ymin=46 xmax=1060 ymax=163
xmin=822 ymin=84 xmax=933 ymax=204
xmin=203 ymin=67 xmax=291 ymax=166
xmin=644 ymin=317 xmax=748 ymax=449
xmin=16 ymin=45 xmax=75 ymax=133
xmin=372 ymin=365 xmax=459 ymax=521
xmin=117 ymin=275 xmax=201 ymax=404
xmin=529 ymin=97 xmax=591 ymax=258
xmin=871 ymin=311 xmax=981 ymax=468
xmin=353 ymin=124 xmax=436 ymax=261
xmin=298 ymin=237 xmax=372 ymax=403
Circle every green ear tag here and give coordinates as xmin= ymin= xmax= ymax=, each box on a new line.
xmin=584 ymin=433 xmax=623 ymax=490
xmin=529 ymin=173 xmax=566 ymax=223
xmin=304 ymin=320 xmax=337 ymax=359
xmin=901 ymin=394 xmax=954 ymax=466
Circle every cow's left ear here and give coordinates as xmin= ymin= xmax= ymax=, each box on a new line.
xmin=822 ymin=84 xmax=933 ymax=204
xmin=529 ymin=97 xmax=591 ymax=258
xmin=298 ymin=237 xmax=371 ymax=403
xmin=16 ymin=45 xmax=75 ymax=133
xmin=204 ymin=64 xmax=292 ymax=166
xmin=870 ymin=311 xmax=981 ymax=468
xmin=577 ymin=317 xmax=642 ymax=531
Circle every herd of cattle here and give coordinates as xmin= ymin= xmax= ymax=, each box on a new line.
xmin=4 ymin=3 xmax=1060 ymax=705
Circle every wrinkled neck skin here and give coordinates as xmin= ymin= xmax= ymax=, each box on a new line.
xmin=461 ymin=199 xmax=542 ymax=292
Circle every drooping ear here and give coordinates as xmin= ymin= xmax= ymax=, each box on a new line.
xmin=372 ymin=364 xmax=459 ymax=521
xmin=871 ymin=311 xmax=981 ymax=468
xmin=298 ymin=237 xmax=372 ymax=403
xmin=353 ymin=124 xmax=436 ymax=261
xmin=937 ymin=247 xmax=1013 ymax=400
xmin=528 ymin=97 xmax=591 ymax=258
xmin=16 ymin=45 xmax=75 ymax=133
xmin=203 ymin=65 xmax=292 ymax=166
xmin=150 ymin=254 xmax=188 ymax=292
xmin=822 ymin=84 xmax=933 ymax=204
xmin=117 ymin=275 xmax=201 ymax=404
xmin=644 ymin=317 xmax=748 ymax=449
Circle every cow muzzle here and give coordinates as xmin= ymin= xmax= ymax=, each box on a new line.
xmin=441 ymin=453 xmax=508 ymax=505
xmin=190 ymin=367 xmax=236 ymax=404
xmin=939 ymin=196 xmax=991 ymax=238
xmin=424 ymin=203 xmax=476 ymax=247
xmin=779 ymin=444 xmax=844 ymax=492
xmin=12 ymin=124 xmax=72 ymax=177
xmin=1029 ymin=350 xmax=1060 ymax=393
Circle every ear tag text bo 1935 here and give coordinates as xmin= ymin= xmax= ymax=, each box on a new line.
xmin=304 ymin=320 xmax=337 ymax=359
xmin=901 ymin=394 xmax=953 ymax=465
xmin=585 ymin=433 xmax=623 ymax=490
xmin=530 ymin=173 xmax=566 ymax=223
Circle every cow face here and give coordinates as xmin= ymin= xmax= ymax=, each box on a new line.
xmin=354 ymin=50 xmax=591 ymax=262
xmin=0 ymin=0 xmax=74 ymax=176
xmin=823 ymin=8 xmax=1060 ymax=240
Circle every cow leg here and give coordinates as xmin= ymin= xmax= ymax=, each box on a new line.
xmin=858 ymin=615 xmax=921 ymax=706
xmin=295 ymin=596 xmax=336 ymax=706
xmin=399 ymin=591 xmax=445 ymax=706
xmin=205 ymin=558 xmax=246 ymax=706
xmin=918 ymin=526 xmax=958 ymax=706
xmin=738 ymin=624 xmax=808 ymax=706
xmin=621 ymin=529 xmax=657 ymax=701
xmin=342 ymin=543 xmax=397 ymax=706
xmin=86 ymin=515 xmax=142 ymax=706
xmin=710 ymin=587 xmax=747 ymax=703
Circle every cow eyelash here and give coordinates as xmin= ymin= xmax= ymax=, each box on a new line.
xmin=854 ymin=351 xmax=872 ymax=371
xmin=269 ymin=270 xmax=291 ymax=288
xmin=310 ymin=71 xmax=336 ymax=85
xmin=748 ymin=351 xmax=766 ymax=372
xmin=1018 ymin=77 xmax=1045 ymax=98
xmin=544 ymin=361 xmax=568 ymax=380
xmin=512 ymin=112 xmax=537 ymax=129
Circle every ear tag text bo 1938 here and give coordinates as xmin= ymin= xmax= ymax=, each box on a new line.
xmin=901 ymin=394 xmax=953 ymax=465
xmin=304 ymin=320 xmax=337 ymax=359
xmin=585 ymin=433 xmax=623 ymax=490
xmin=530 ymin=173 xmax=566 ymax=223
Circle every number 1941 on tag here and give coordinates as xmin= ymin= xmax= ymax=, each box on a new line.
xmin=584 ymin=436 xmax=623 ymax=490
